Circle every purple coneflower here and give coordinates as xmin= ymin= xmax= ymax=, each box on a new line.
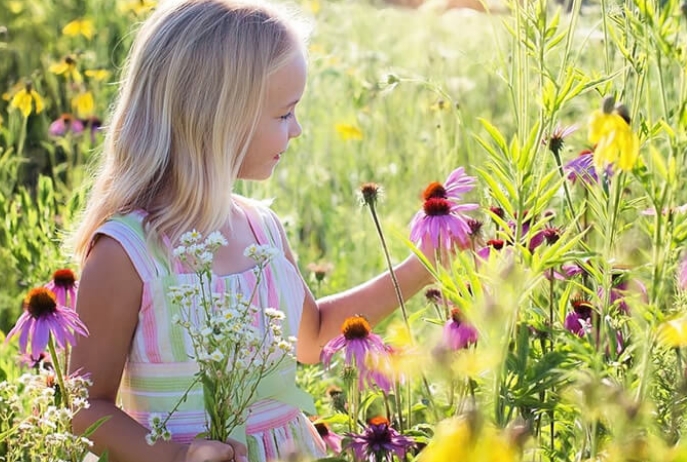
xmin=345 ymin=416 xmax=414 ymax=462
xmin=564 ymin=299 xmax=594 ymax=337
xmin=564 ymin=149 xmax=613 ymax=185
xmin=443 ymin=167 xmax=477 ymax=201
xmin=678 ymin=255 xmax=687 ymax=292
xmin=6 ymin=287 xmax=89 ymax=355
xmin=45 ymin=268 xmax=78 ymax=309
xmin=321 ymin=315 xmax=388 ymax=375
xmin=476 ymin=238 xmax=506 ymax=260
xmin=529 ymin=226 xmax=562 ymax=252
xmin=409 ymin=197 xmax=477 ymax=251
xmin=602 ymin=271 xmax=647 ymax=315
xmin=443 ymin=308 xmax=478 ymax=350
xmin=48 ymin=113 xmax=84 ymax=137
xmin=311 ymin=418 xmax=344 ymax=454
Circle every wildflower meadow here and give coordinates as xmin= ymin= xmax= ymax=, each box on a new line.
xmin=2 ymin=0 xmax=687 ymax=460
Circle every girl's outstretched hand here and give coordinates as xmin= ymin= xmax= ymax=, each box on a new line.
xmin=175 ymin=438 xmax=248 ymax=462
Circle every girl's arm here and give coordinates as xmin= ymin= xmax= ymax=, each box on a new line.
xmin=69 ymin=236 xmax=243 ymax=462
xmin=273 ymin=222 xmax=434 ymax=365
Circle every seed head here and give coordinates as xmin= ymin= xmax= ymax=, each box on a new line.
xmin=359 ymin=183 xmax=381 ymax=206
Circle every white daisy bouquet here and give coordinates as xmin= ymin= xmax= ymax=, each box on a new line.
xmin=147 ymin=231 xmax=297 ymax=445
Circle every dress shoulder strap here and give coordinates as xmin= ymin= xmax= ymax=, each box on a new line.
xmin=237 ymin=198 xmax=285 ymax=251
xmin=92 ymin=211 xmax=171 ymax=282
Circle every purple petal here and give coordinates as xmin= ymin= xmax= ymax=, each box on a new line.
xmin=31 ymin=318 xmax=50 ymax=355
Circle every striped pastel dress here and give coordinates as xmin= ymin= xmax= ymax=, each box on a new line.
xmin=95 ymin=200 xmax=327 ymax=461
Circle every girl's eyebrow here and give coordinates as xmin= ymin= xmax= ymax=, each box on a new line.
xmin=282 ymin=99 xmax=300 ymax=109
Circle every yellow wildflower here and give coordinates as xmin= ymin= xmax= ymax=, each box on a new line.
xmin=62 ymin=19 xmax=94 ymax=40
xmin=72 ymin=92 xmax=94 ymax=119
xmin=588 ymin=98 xmax=639 ymax=172
xmin=658 ymin=316 xmax=687 ymax=348
xmin=49 ymin=56 xmax=83 ymax=83
xmin=10 ymin=84 xmax=45 ymax=118
xmin=303 ymin=0 xmax=321 ymax=14
xmin=8 ymin=1 xmax=23 ymax=13
xmin=85 ymin=69 xmax=111 ymax=82
xmin=335 ymin=123 xmax=363 ymax=141
xmin=419 ymin=417 xmax=518 ymax=462
xmin=119 ymin=0 xmax=157 ymax=15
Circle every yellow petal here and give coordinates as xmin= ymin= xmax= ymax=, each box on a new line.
xmin=10 ymin=90 xmax=33 ymax=118
xmin=63 ymin=19 xmax=94 ymax=40
xmin=72 ymin=92 xmax=94 ymax=119
xmin=85 ymin=69 xmax=111 ymax=81
xmin=49 ymin=62 xmax=69 ymax=75
xmin=616 ymin=131 xmax=639 ymax=171
xmin=659 ymin=317 xmax=687 ymax=348
xmin=70 ymin=67 xmax=84 ymax=84
xmin=31 ymin=90 xmax=45 ymax=114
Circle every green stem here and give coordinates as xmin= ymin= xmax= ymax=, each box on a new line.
xmin=367 ymin=202 xmax=411 ymax=334
xmin=48 ymin=335 xmax=69 ymax=409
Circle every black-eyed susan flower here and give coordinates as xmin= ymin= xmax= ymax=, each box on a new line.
xmin=62 ymin=18 xmax=94 ymax=40
xmin=335 ymin=123 xmax=363 ymax=140
xmin=10 ymin=82 xmax=45 ymax=118
xmin=119 ymin=0 xmax=157 ymax=15
xmin=588 ymin=97 xmax=639 ymax=172
xmin=49 ymin=55 xmax=83 ymax=83
xmin=5 ymin=287 xmax=88 ymax=355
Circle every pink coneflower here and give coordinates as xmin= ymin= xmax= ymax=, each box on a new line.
xmin=443 ymin=167 xmax=477 ymax=201
xmin=564 ymin=150 xmax=596 ymax=184
xmin=564 ymin=299 xmax=594 ymax=337
xmin=476 ymin=238 xmax=506 ymax=260
xmin=602 ymin=271 xmax=647 ymax=315
xmin=321 ymin=316 xmax=388 ymax=374
xmin=529 ymin=226 xmax=562 ymax=252
xmin=678 ymin=255 xmax=687 ymax=292
xmin=443 ymin=308 xmax=478 ymax=350
xmin=48 ymin=113 xmax=84 ymax=137
xmin=345 ymin=416 xmax=414 ymax=462
xmin=311 ymin=418 xmax=343 ymax=454
xmin=45 ymin=268 xmax=78 ymax=309
xmin=6 ymin=287 xmax=89 ymax=355
xmin=409 ymin=197 xmax=478 ymax=251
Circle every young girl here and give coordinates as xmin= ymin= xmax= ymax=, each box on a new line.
xmin=69 ymin=1 xmax=433 ymax=461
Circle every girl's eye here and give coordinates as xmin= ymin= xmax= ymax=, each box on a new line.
xmin=279 ymin=112 xmax=293 ymax=121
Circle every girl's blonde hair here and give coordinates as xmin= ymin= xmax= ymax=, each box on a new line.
xmin=71 ymin=0 xmax=308 ymax=263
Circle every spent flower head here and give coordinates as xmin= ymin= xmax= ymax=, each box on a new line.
xmin=359 ymin=182 xmax=383 ymax=206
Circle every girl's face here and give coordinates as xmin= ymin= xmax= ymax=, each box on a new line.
xmin=238 ymin=50 xmax=307 ymax=181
